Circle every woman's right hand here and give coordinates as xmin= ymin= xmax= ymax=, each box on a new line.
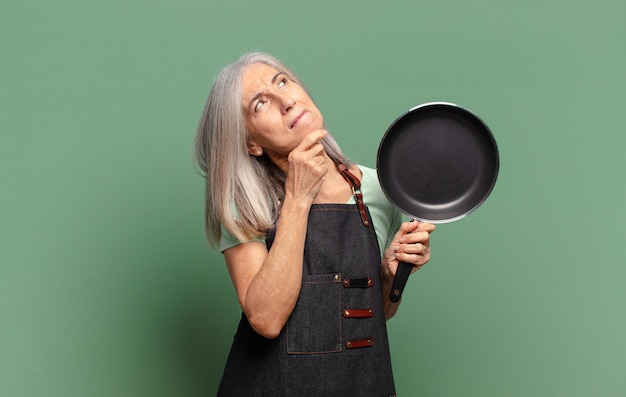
xmin=284 ymin=129 xmax=329 ymax=203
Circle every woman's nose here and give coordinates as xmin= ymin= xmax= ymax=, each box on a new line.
xmin=277 ymin=94 xmax=295 ymax=113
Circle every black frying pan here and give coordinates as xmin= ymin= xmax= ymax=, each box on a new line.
xmin=376 ymin=102 xmax=499 ymax=302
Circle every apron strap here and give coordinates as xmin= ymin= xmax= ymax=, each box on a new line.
xmin=338 ymin=164 xmax=370 ymax=227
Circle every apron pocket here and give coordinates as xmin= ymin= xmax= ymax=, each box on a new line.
xmin=286 ymin=273 xmax=342 ymax=354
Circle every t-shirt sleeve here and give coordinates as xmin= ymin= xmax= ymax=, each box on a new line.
xmin=219 ymin=223 xmax=265 ymax=253
xmin=386 ymin=204 xmax=402 ymax=248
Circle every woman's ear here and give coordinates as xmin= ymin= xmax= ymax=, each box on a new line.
xmin=247 ymin=141 xmax=263 ymax=157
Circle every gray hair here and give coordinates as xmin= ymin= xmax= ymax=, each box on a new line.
xmin=194 ymin=52 xmax=352 ymax=246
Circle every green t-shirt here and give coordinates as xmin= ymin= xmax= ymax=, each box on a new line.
xmin=219 ymin=165 xmax=403 ymax=256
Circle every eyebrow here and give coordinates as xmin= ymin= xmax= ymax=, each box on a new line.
xmin=247 ymin=71 xmax=285 ymax=111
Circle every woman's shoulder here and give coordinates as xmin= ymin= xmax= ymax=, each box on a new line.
xmin=358 ymin=164 xmax=377 ymax=180
xmin=356 ymin=164 xmax=399 ymax=214
xmin=357 ymin=164 xmax=383 ymax=195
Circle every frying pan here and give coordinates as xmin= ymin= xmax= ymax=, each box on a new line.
xmin=376 ymin=102 xmax=499 ymax=302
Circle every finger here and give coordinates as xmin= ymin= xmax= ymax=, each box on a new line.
xmin=289 ymin=134 xmax=327 ymax=166
xmin=402 ymin=221 xmax=435 ymax=233
xmin=294 ymin=133 xmax=327 ymax=162
xmin=395 ymin=251 xmax=430 ymax=270
xmin=399 ymin=242 xmax=429 ymax=255
xmin=410 ymin=264 xmax=425 ymax=274
xmin=399 ymin=220 xmax=421 ymax=235
xmin=302 ymin=129 xmax=328 ymax=148
xmin=399 ymin=231 xmax=431 ymax=246
xmin=414 ymin=222 xmax=436 ymax=233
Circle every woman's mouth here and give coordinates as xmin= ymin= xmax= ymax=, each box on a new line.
xmin=290 ymin=110 xmax=308 ymax=129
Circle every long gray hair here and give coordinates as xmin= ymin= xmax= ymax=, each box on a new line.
xmin=194 ymin=52 xmax=351 ymax=246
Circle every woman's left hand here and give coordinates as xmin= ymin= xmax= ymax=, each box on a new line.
xmin=381 ymin=221 xmax=435 ymax=318
xmin=382 ymin=221 xmax=436 ymax=278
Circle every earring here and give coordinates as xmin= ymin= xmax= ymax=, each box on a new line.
xmin=250 ymin=147 xmax=263 ymax=156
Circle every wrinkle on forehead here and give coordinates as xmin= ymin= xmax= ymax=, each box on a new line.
xmin=241 ymin=64 xmax=281 ymax=98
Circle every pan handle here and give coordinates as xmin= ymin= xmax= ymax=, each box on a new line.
xmin=389 ymin=261 xmax=412 ymax=302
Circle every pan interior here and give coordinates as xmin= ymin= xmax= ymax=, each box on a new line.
xmin=377 ymin=104 xmax=499 ymax=223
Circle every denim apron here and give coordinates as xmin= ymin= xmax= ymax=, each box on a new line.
xmin=218 ymin=169 xmax=396 ymax=396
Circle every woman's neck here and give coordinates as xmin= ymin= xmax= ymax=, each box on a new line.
xmin=313 ymin=159 xmax=360 ymax=204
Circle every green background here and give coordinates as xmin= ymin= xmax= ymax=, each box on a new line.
xmin=2 ymin=0 xmax=625 ymax=396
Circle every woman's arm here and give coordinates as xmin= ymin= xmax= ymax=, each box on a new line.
xmin=223 ymin=130 xmax=329 ymax=339
xmin=224 ymin=198 xmax=311 ymax=338
xmin=380 ymin=221 xmax=435 ymax=320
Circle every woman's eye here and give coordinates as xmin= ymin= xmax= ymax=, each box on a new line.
xmin=278 ymin=78 xmax=287 ymax=88
xmin=255 ymin=99 xmax=266 ymax=112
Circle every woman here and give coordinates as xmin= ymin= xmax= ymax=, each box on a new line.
xmin=195 ymin=52 xmax=435 ymax=396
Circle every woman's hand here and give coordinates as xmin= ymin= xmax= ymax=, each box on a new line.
xmin=383 ymin=221 xmax=435 ymax=276
xmin=381 ymin=221 xmax=435 ymax=318
xmin=284 ymin=129 xmax=329 ymax=203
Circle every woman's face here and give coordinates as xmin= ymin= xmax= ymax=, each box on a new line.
xmin=241 ymin=63 xmax=324 ymax=163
